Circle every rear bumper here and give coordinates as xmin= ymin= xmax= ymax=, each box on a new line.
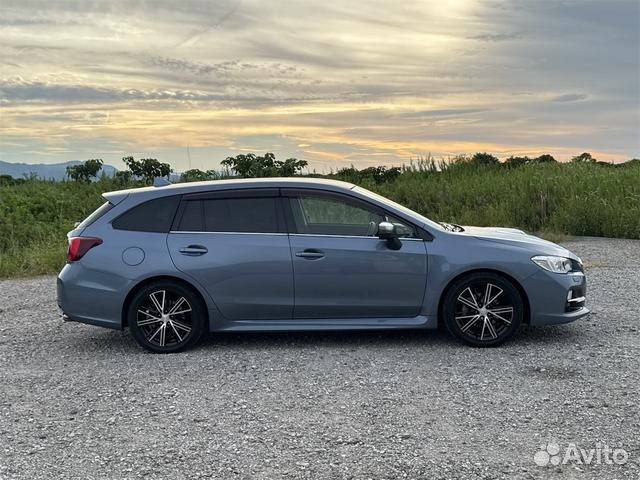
xmin=522 ymin=270 xmax=590 ymax=326
xmin=57 ymin=263 xmax=132 ymax=330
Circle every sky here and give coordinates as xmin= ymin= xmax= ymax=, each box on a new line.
xmin=1 ymin=0 xmax=639 ymax=172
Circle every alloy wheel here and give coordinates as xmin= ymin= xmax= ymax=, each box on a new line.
xmin=136 ymin=289 xmax=194 ymax=348
xmin=454 ymin=282 xmax=515 ymax=342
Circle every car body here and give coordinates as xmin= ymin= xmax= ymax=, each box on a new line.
xmin=57 ymin=178 xmax=589 ymax=352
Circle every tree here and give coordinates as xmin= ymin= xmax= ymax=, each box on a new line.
xmin=618 ymin=158 xmax=640 ymax=168
xmin=470 ymin=152 xmax=499 ymax=166
xmin=180 ymin=169 xmax=222 ymax=182
xmin=0 ymin=174 xmax=13 ymax=185
xmin=114 ymin=170 xmax=133 ymax=185
xmin=122 ymin=156 xmax=172 ymax=185
xmin=571 ymin=152 xmax=596 ymax=163
xmin=180 ymin=169 xmax=209 ymax=182
xmin=532 ymin=154 xmax=557 ymax=163
xmin=360 ymin=166 xmax=402 ymax=183
xmin=66 ymin=159 xmax=104 ymax=182
xmin=277 ymin=157 xmax=309 ymax=177
xmin=504 ymin=156 xmax=530 ymax=168
xmin=221 ymin=153 xmax=275 ymax=177
xmin=276 ymin=158 xmax=308 ymax=177
xmin=221 ymin=152 xmax=307 ymax=177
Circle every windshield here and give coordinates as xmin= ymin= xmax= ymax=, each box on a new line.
xmin=353 ymin=186 xmax=445 ymax=232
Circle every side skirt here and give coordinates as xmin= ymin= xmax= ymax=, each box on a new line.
xmin=209 ymin=315 xmax=438 ymax=332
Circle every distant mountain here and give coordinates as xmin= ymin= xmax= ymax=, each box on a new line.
xmin=0 ymin=160 xmax=118 ymax=180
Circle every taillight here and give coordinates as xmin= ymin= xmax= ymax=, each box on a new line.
xmin=67 ymin=236 xmax=103 ymax=262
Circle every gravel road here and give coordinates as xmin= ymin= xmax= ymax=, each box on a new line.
xmin=1 ymin=237 xmax=639 ymax=479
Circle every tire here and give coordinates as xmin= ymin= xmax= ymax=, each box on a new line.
xmin=128 ymin=281 xmax=206 ymax=353
xmin=442 ymin=272 xmax=523 ymax=347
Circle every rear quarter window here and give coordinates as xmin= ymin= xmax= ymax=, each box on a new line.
xmin=112 ymin=196 xmax=181 ymax=233
xmin=77 ymin=201 xmax=114 ymax=230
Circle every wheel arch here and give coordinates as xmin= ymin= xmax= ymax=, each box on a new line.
xmin=121 ymin=275 xmax=210 ymax=328
xmin=437 ymin=268 xmax=531 ymax=328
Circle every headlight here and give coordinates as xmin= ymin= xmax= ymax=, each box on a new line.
xmin=531 ymin=255 xmax=574 ymax=273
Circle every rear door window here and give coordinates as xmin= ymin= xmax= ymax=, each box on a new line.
xmin=175 ymin=196 xmax=281 ymax=233
xmin=177 ymin=200 xmax=203 ymax=231
xmin=204 ymin=197 xmax=279 ymax=233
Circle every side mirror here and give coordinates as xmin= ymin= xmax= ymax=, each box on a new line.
xmin=377 ymin=221 xmax=395 ymax=239
xmin=377 ymin=221 xmax=402 ymax=250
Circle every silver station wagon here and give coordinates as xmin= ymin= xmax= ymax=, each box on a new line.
xmin=57 ymin=178 xmax=588 ymax=352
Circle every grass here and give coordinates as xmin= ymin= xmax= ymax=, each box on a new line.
xmin=0 ymin=180 xmax=112 ymax=277
xmin=0 ymin=161 xmax=638 ymax=277
xmin=373 ymin=161 xmax=640 ymax=238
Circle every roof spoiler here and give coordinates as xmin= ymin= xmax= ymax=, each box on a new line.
xmin=102 ymin=191 xmax=128 ymax=205
xmin=153 ymin=177 xmax=171 ymax=187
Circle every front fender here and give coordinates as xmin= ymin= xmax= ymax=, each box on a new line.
xmin=422 ymin=234 xmax=539 ymax=318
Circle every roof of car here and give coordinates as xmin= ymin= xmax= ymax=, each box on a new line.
xmin=103 ymin=177 xmax=356 ymax=204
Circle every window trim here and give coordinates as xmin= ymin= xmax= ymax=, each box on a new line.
xmin=169 ymin=230 xmax=288 ymax=236
xmin=288 ymin=232 xmax=425 ymax=242
xmin=169 ymin=187 xmax=431 ymax=240
xmin=182 ymin=188 xmax=280 ymax=200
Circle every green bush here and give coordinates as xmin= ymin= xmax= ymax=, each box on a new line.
xmin=372 ymin=161 xmax=640 ymax=238
xmin=0 ymin=160 xmax=638 ymax=277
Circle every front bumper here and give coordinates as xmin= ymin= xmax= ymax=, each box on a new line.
xmin=522 ymin=270 xmax=590 ymax=326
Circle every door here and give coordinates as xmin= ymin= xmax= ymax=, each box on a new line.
xmin=284 ymin=190 xmax=428 ymax=319
xmin=167 ymin=190 xmax=294 ymax=320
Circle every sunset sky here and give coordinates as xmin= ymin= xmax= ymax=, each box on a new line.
xmin=1 ymin=0 xmax=639 ymax=172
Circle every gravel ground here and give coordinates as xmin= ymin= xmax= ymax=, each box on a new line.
xmin=0 ymin=237 xmax=638 ymax=480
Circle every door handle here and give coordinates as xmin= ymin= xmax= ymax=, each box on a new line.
xmin=179 ymin=245 xmax=208 ymax=256
xmin=295 ymin=249 xmax=325 ymax=259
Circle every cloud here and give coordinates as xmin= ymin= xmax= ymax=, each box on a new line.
xmin=143 ymin=57 xmax=246 ymax=76
xmin=400 ymin=108 xmax=490 ymax=118
xmin=0 ymin=0 xmax=637 ymax=166
xmin=142 ymin=56 xmax=300 ymax=80
xmin=551 ymin=93 xmax=589 ymax=103
xmin=0 ymin=80 xmax=234 ymax=103
xmin=0 ymin=76 xmax=321 ymax=105
xmin=467 ymin=33 xmax=520 ymax=42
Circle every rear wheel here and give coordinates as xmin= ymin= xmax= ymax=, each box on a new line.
xmin=443 ymin=272 xmax=523 ymax=347
xmin=128 ymin=281 xmax=206 ymax=353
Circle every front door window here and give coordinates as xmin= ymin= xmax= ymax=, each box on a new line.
xmin=290 ymin=194 xmax=417 ymax=238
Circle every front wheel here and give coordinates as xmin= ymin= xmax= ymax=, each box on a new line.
xmin=443 ymin=272 xmax=523 ymax=347
xmin=128 ymin=281 xmax=206 ymax=353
